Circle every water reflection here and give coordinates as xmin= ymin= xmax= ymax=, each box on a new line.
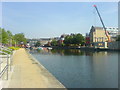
xmin=30 ymin=49 xmax=114 ymax=56
xmin=30 ymin=49 xmax=118 ymax=88
xmin=51 ymin=49 xmax=85 ymax=56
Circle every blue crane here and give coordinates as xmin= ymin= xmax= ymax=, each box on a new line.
xmin=93 ymin=5 xmax=110 ymax=42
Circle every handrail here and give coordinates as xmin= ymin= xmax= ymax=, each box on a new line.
xmin=0 ymin=47 xmax=12 ymax=54
xmin=0 ymin=50 xmax=10 ymax=80
xmin=0 ymin=65 xmax=8 ymax=78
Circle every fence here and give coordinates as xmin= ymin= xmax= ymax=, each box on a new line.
xmin=0 ymin=48 xmax=13 ymax=80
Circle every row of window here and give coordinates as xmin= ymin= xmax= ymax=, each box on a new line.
xmin=94 ymin=37 xmax=107 ymax=42
xmin=106 ymin=27 xmax=118 ymax=30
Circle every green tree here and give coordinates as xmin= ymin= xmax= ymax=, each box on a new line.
xmin=7 ymin=30 xmax=13 ymax=38
xmin=7 ymin=30 xmax=13 ymax=46
xmin=73 ymin=33 xmax=85 ymax=45
xmin=35 ymin=41 xmax=41 ymax=47
xmin=64 ymin=33 xmax=85 ymax=46
xmin=1 ymin=28 xmax=8 ymax=44
xmin=51 ymin=40 xmax=58 ymax=46
xmin=14 ymin=33 xmax=27 ymax=45
xmin=64 ymin=35 xmax=73 ymax=46
xmin=0 ymin=28 xmax=27 ymax=47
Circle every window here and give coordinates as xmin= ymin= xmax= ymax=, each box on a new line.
xmin=102 ymin=37 xmax=104 ymax=42
xmin=98 ymin=43 xmax=103 ymax=46
xmin=94 ymin=37 xmax=96 ymax=42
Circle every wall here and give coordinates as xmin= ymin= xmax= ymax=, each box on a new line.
xmin=108 ymin=41 xmax=120 ymax=50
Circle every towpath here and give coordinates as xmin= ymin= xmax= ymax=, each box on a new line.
xmin=8 ymin=48 xmax=65 ymax=88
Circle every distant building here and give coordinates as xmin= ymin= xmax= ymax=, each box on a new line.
xmin=106 ymin=27 xmax=118 ymax=37
xmin=53 ymin=37 xmax=60 ymax=41
xmin=27 ymin=38 xmax=52 ymax=46
xmin=58 ymin=34 xmax=68 ymax=46
xmin=89 ymin=26 xmax=111 ymax=48
xmin=85 ymin=33 xmax=90 ymax=46
xmin=89 ymin=26 xmax=110 ymax=43
xmin=106 ymin=27 xmax=119 ymax=41
xmin=27 ymin=39 xmax=39 ymax=46
xmin=40 ymin=38 xmax=52 ymax=46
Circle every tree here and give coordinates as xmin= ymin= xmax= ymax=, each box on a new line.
xmin=0 ymin=27 xmax=27 ymax=47
xmin=35 ymin=41 xmax=41 ymax=47
xmin=64 ymin=35 xmax=73 ymax=46
xmin=1 ymin=28 xmax=8 ymax=44
xmin=64 ymin=33 xmax=85 ymax=46
xmin=7 ymin=30 xmax=13 ymax=39
xmin=14 ymin=33 xmax=27 ymax=45
xmin=51 ymin=40 xmax=58 ymax=46
xmin=73 ymin=33 xmax=85 ymax=45
xmin=7 ymin=30 xmax=13 ymax=46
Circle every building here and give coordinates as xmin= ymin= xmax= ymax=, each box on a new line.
xmin=85 ymin=33 xmax=90 ymax=46
xmin=106 ymin=27 xmax=118 ymax=37
xmin=27 ymin=38 xmax=52 ymax=46
xmin=106 ymin=27 xmax=119 ymax=41
xmin=89 ymin=26 xmax=110 ymax=43
xmin=40 ymin=38 xmax=52 ymax=46
xmin=58 ymin=34 xmax=68 ymax=46
xmin=89 ymin=26 xmax=110 ymax=48
xmin=27 ymin=39 xmax=39 ymax=46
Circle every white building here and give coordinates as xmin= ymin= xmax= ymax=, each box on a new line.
xmin=106 ymin=27 xmax=118 ymax=37
xmin=106 ymin=27 xmax=119 ymax=41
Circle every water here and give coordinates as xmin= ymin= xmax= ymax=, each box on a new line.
xmin=30 ymin=49 xmax=118 ymax=88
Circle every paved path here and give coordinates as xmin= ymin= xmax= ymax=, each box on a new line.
xmin=8 ymin=48 xmax=65 ymax=88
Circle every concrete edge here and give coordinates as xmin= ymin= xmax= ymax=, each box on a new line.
xmin=25 ymin=49 xmax=66 ymax=88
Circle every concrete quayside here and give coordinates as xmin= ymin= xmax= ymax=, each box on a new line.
xmin=1 ymin=48 xmax=65 ymax=88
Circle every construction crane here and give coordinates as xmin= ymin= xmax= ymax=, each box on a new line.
xmin=93 ymin=5 xmax=111 ymax=42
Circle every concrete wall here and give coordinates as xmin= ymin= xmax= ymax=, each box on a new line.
xmin=108 ymin=41 xmax=120 ymax=50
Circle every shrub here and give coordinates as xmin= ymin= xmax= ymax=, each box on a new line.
xmin=2 ymin=50 xmax=12 ymax=54
xmin=9 ymin=47 xmax=20 ymax=50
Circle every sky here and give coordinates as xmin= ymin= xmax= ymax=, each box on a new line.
xmin=1 ymin=2 xmax=118 ymax=38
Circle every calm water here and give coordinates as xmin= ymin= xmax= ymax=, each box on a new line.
xmin=30 ymin=49 xmax=118 ymax=88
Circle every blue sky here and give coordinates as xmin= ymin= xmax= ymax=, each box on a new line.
xmin=2 ymin=2 xmax=118 ymax=38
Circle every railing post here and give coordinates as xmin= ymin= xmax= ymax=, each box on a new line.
xmin=0 ymin=58 xmax=2 ymax=75
xmin=9 ymin=55 xmax=11 ymax=71
xmin=6 ymin=54 xmax=9 ymax=80
xmin=0 ymin=48 xmax=13 ymax=80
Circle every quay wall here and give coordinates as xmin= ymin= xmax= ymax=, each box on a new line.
xmin=108 ymin=41 xmax=120 ymax=50
xmin=25 ymin=49 xmax=66 ymax=88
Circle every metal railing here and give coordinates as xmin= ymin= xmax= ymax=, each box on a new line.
xmin=0 ymin=48 xmax=13 ymax=80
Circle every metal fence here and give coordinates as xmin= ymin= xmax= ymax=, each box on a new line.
xmin=0 ymin=48 xmax=13 ymax=80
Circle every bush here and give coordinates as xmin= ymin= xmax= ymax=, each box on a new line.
xmin=2 ymin=50 xmax=12 ymax=54
xmin=9 ymin=47 xmax=20 ymax=50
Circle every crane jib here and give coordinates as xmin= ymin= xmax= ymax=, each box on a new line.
xmin=93 ymin=5 xmax=110 ymax=42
